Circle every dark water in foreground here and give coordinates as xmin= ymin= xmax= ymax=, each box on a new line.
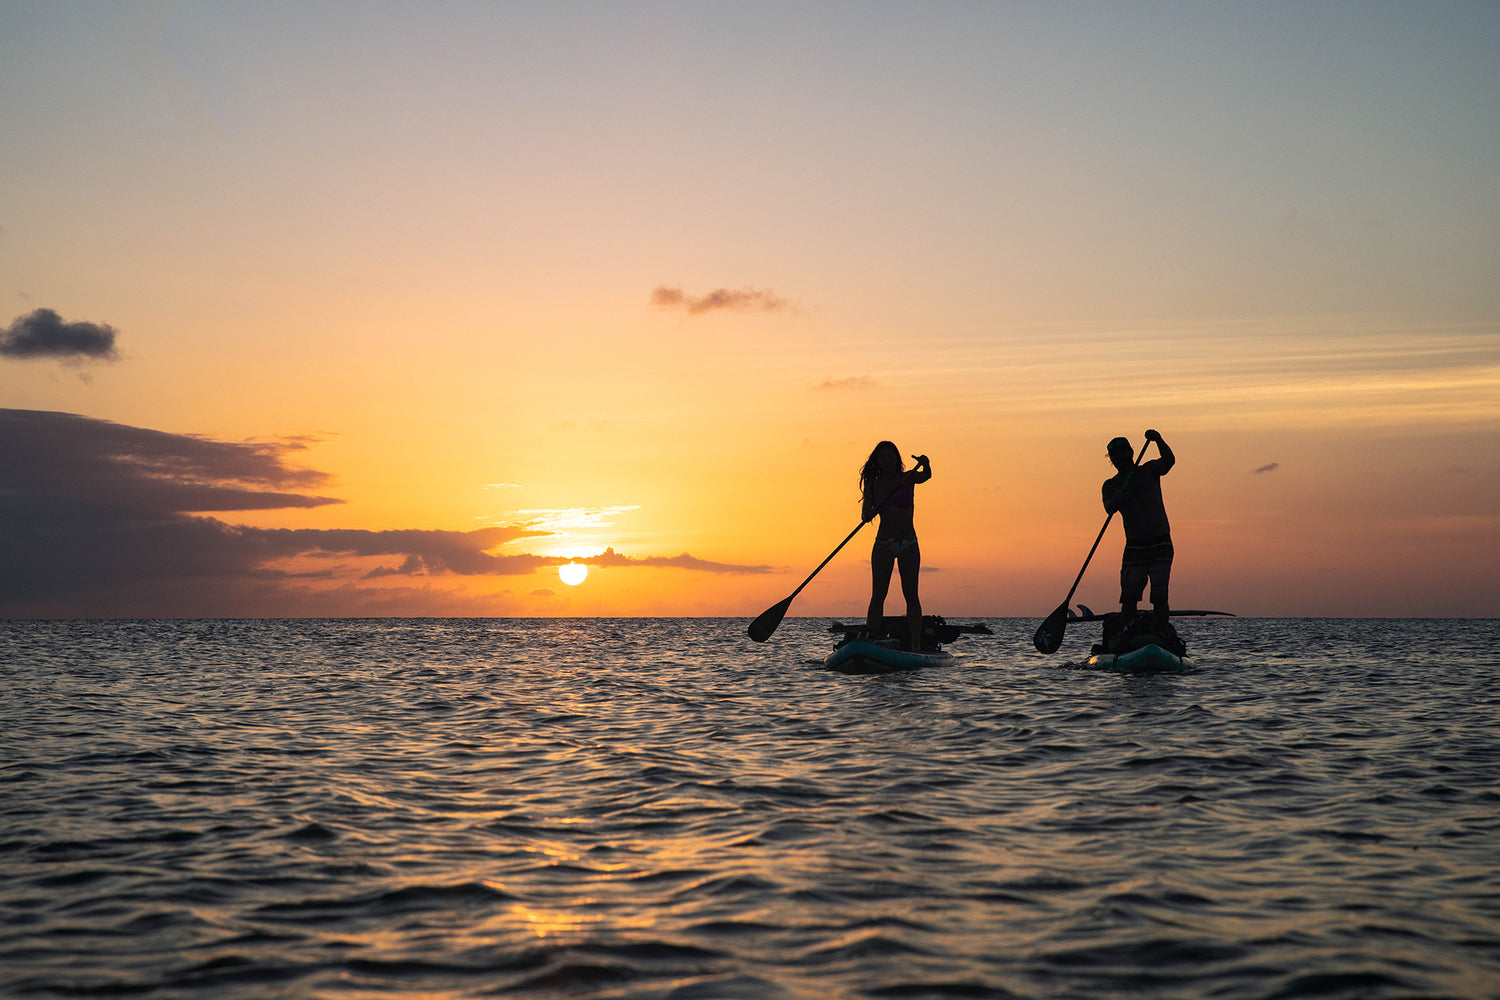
xmin=2 ymin=617 xmax=1498 ymax=999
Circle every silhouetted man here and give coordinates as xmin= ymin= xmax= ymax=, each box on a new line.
xmin=1102 ymin=429 xmax=1175 ymax=626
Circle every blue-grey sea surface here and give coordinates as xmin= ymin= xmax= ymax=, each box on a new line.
xmin=2 ymin=617 xmax=1498 ymax=999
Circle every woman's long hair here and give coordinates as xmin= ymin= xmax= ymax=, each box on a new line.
xmin=859 ymin=441 xmax=902 ymax=497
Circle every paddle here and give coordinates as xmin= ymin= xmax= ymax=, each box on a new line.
xmin=1032 ymin=438 xmax=1152 ymax=654
xmin=747 ymin=466 xmax=920 ymax=642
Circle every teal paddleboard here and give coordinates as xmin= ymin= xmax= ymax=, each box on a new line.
xmin=824 ymin=640 xmax=955 ymax=674
xmin=1084 ymin=642 xmax=1194 ymax=673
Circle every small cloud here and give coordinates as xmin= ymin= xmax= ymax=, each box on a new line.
xmin=531 ymin=588 xmax=555 ymax=597
xmin=1253 ymin=462 xmax=1280 ymax=474
xmin=816 ymin=376 xmax=875 ymax=391
xmin=651 ymin=285 xmax=789 ymax=315
xmin=1 ymin=309 xmax=120 ymax=362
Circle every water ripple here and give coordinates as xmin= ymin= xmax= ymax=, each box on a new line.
xmin=2 ymin=617 xmax=1498 ymax=998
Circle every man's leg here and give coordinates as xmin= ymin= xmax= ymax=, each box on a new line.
xmin=1148 ymin=540 xmax=1174 ymax=628
xmin=1120 ymin=546 xmax=1147 ymax=617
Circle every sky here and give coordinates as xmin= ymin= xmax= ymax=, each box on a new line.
xmin=2 ymin=1 xmax=1497 ymax=619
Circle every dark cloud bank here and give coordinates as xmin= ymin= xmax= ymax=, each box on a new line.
xmin=0 ymin=409 xmax=770 ymax=618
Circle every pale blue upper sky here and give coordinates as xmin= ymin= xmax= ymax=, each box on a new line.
xmin=5 ymin=1 xmax=1496 ymax=329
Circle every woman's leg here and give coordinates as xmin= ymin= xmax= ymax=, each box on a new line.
xmin=897 ymin=543 xmax=922 ymax=650
xmin=867 ymin=540 xmax=895 ymax=633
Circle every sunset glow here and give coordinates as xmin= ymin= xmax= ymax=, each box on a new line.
xmin=2 ymin=3 xmax=1496 ymax=618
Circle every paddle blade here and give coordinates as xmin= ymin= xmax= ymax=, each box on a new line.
xmin=1032 ymin=604 xmax=1069 ymax=654
xmin=747 ymin=597 xmax=792 ymax=642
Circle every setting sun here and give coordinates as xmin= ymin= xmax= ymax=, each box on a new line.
xmin=558 ymin=563 xmax=589 ymax=586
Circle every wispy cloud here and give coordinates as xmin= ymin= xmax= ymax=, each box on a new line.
xmin=1253 ymin=462 xmax=1280 ymax=474
xmin=834 ymin=319 xmax=1500 ymax=432
xmin=515 ymin=506 xmax=640 ymax=532
xmin=1 ymin=309 xmax=120 ymax=362
xmin=815 ymin=376 xmax=875 ymax=391
xmin=651 ymin=285 xmax=789 ymax=315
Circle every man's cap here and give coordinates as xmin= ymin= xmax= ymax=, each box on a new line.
xmin=1107 ymin=436 xmax=1132 ymax=454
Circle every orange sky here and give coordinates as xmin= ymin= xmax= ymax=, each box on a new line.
xmin=2 ymin=4 xmax=1496 ymax=618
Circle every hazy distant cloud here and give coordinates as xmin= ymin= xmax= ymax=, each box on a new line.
xmin=816 ymin=376 xmax=875 ymax=391
xmin=1 ymin=309 xmax=120 ymax=361
xmin=0 ymin=409 xmax=767 ymax=616
xmin=651 ymin=285 xmax=789 ymax=315
xmin=587 ymin=546 xmax=772 ymax=575
xmin=1253 ymin=462 xmax=1280 ymax=474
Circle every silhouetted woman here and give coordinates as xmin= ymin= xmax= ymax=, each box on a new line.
xmin=860 ymin=442 xmax=932 ymax=650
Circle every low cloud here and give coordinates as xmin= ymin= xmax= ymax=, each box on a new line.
xmin=1 ymin=309 xmax=120 ymax=361
xmin=1253 ymin=462 xmax=1280 ymax=474
xmin=0 ymin=409 xmax=766 ymax=616
xmin=279 ymin=527 xmax=554 ymax=578
xmin=651 ymin=285 xmax=789 ymax=315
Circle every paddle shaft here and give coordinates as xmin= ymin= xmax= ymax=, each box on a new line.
xmin=781 ymin=468 xmax=920 ymax=605
xmin=747 ymin=465 xmax=924 ymax=640
xmin=1056 ymin=438 xmax=1153 ymax=610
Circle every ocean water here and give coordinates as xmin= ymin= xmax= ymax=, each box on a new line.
xmin=2 ymin=617 xmax=1498 ymax=1000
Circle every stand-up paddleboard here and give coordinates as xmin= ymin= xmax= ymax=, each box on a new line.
xmin=823 ymin=616 xmax=991 ymax=675
xmin=1061 ymin=607 xmax=1232 ymax=673
xmin=825 ymin=640 xmax=955 ymax=674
